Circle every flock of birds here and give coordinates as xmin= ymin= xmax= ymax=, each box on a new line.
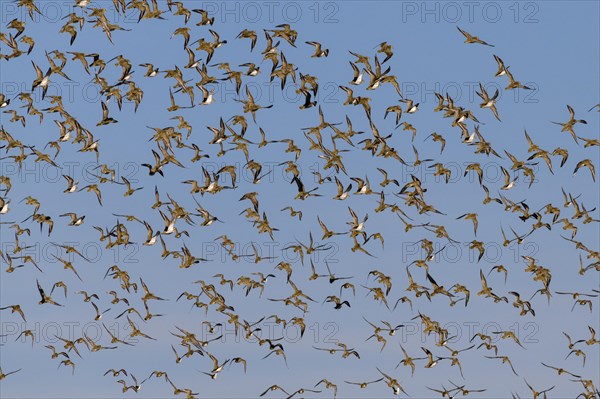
xmin=0 ymin=0 xmax=599 ymax=398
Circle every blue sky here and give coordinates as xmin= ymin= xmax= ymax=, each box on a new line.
xmin=0 ymin=1 xmax=599 ymax=398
